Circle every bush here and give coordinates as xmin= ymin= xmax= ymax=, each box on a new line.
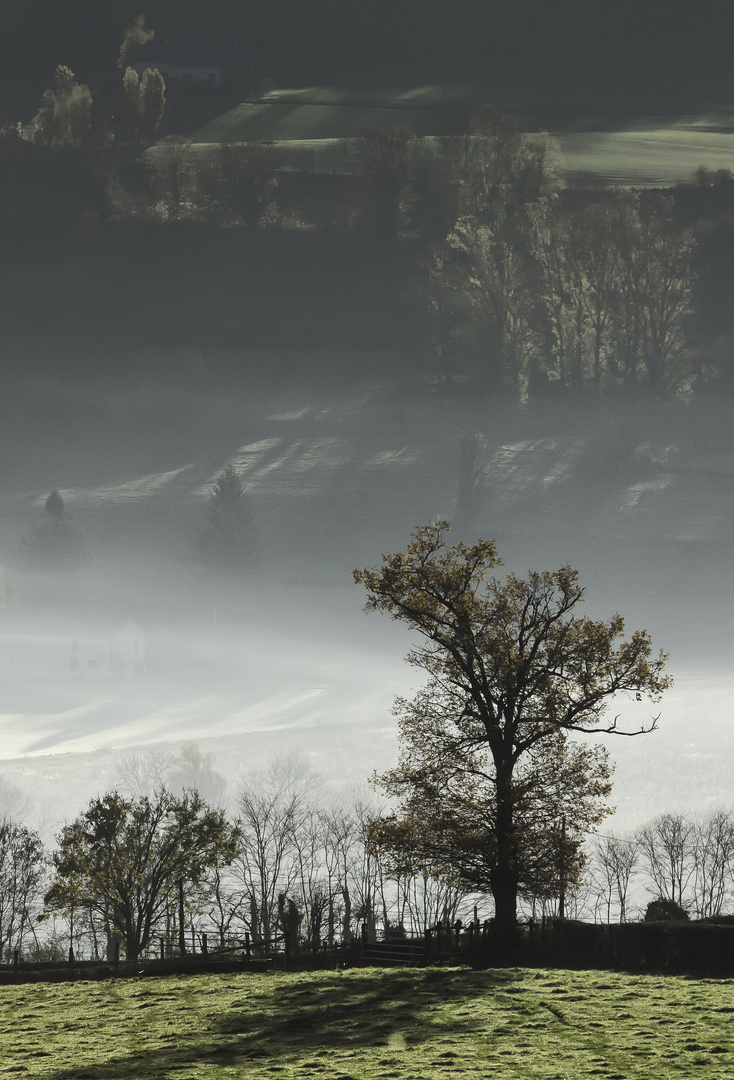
xmin=644 ymin=899 xmax=690 ymax=922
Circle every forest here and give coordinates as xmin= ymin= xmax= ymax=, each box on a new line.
xmin=2 ymin=51 xmax=734 ymax=401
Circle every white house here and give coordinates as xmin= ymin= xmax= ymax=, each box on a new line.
xmin=0 ymin=619 xmax=145 ymax=680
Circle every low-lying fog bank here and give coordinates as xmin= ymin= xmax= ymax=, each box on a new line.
xmin=1 ymin=361 xmax=733 ymax=835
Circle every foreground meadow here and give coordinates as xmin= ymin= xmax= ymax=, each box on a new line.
xmin=2 ymin=966 xmax=734 ymax=1079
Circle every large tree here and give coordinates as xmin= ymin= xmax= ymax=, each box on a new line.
xmin=354 ymin=522 xmax=670 ymax=944
xmin=44 ymin=789 xmax=239 ymax=960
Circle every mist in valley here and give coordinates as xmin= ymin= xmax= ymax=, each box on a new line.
xmin=1 ymin=355 xmax=733 ymax=841
xmin=3 ymin=4 xmax=734 ymax=943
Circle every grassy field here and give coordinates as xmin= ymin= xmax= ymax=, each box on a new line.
xmin=2 ymin=966 xmax=734 ymax=1079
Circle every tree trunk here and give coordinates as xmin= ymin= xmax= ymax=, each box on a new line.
xmin=178 ymin=878 xmax=186 ymax=956
xmin=493 ymin=765 xmax=519 ymax=958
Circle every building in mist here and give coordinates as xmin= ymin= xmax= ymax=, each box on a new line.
xmin=0 ymin=619 xmax=145 ymax=680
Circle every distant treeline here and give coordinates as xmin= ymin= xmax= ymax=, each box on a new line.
xmin=3 ymin=61 xmax=734 ymax=398
xmin=0 ymin=0 xmax=731 ymax=117
xmin=3 ymin=147 xmax=734 ymax=397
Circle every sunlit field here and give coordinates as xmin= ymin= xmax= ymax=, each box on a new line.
xmin=2 ymin=966 xmax=734 ymax=1079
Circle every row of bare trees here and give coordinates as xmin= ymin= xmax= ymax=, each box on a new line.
xmin=230 ymin=757 xmax=470 ymax=957
xmin=423 ymin=190 xmax=698 ymax=399
xmin=0 ymin=753 xmax=475 ymax=963
xmin=131 ymin=125 xmax=700 ymax=398
xmin=585 ymin=811 xmax=734 ymax=922
xmin=6 ymin=751 xmax=733 ymax=962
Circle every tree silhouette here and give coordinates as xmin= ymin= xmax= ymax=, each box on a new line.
xmin=19 ymin=489 xmax=84 ymax=571
xmin=354 ymin=521 xmax=671 ymax=947
xmin=31 ymin=66 xmax=93 ymax=149
xmin=197 ymin=465 xmax=256 ymax=569
xmin=43 ymin=789 xmax=239 ymax=960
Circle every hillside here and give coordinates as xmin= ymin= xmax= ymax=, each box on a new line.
xmin=1 ymin=360 xmax=733 ymax=831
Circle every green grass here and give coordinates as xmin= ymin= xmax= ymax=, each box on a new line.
xmin=2 ymin=966 xmax=734 ymax=1079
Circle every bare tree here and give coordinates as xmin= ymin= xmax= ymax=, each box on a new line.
xmin=447 ymin=214 xmax=542 ymax=398
xmin=234 ymin=753 xmax=320 ymax=952
xmin=0 ymin=776 xmax=32 ymax=823
xmin=201 ymin=864 xmax=247 ymax=950
xmin=320 ymin=801 xmax=370 ymax=944
xmin=638 ymin=813 xmax=696 ymax=910
xmin=615 ymin=194 xmax=697 ymax=396
xmin=591 ymin=833 xmax=640 ymax=922
xmin=113 ymin=746 xmax=174 ymax=798
xmin=0 ymin=818 xmax=46 ymax=959
xmin=291 ymin=806 xmax=329 ymax=954
xmin=691 ymin=809 xmax=734 ymax=918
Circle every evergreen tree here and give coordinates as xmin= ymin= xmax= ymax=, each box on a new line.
xmin=19 ymin=490 xmax=84 ymax=571
xmin=197 ymin=465 xmax=256 ymax=569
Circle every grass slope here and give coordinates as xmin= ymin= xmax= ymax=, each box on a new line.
xmin=2 ymin=966 xmax=734 ymax=1079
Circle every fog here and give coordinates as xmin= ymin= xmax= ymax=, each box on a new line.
xmin=1 ymin=354 xmax=733 ymax=839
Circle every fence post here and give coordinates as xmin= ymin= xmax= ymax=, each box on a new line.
xmin=436 ymin=923 xmax=443 ymax=957
xmin=178 ymin=878 xmax=186 ymax=957
xmin=244 ymin=931 xmax=251 ymax=962
xmin=202 ymin=933 xmax=208 ymax=958
xmin=13 ymin=949 xmax=19 ymax=976
xmin=160 ymin=937 xmax=166 ymax=962
xmin=425 ymin=927 xmax=432 ymax=962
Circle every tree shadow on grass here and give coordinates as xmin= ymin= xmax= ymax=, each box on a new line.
xmin=40 ymin=967 xmax=528 ymax=1080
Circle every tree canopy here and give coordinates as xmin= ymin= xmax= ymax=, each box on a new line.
xmin=354 ymin=521 xmax=671 ymax=942
xmin=43 ymin=789 xmax=240 ymax=960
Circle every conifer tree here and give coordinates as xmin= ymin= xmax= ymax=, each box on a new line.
xmin=197 ymin=465 xmax=256 ymax=569
xmin=19 ymin=490 xmax=84 ymax=570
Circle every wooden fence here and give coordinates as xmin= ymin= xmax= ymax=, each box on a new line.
xmin=7 ymin=918 xmax=734 ymax=983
